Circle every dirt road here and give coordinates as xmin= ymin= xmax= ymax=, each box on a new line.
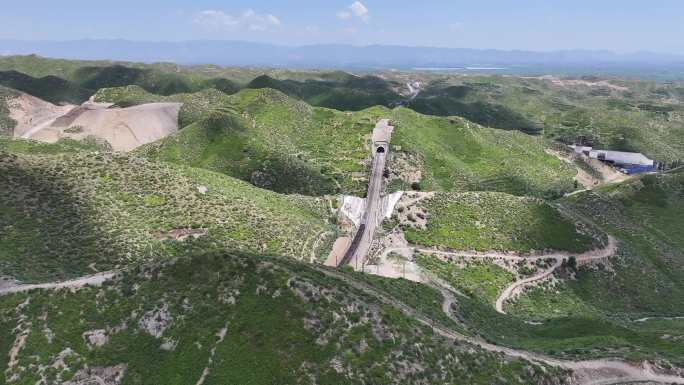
xmin=0 ymin=272 xmax=116 ymax=296
xmin=311 ymin=264 xmax=684 ymax=385
xmin=407 ymin=236 xmax=617 ymax=314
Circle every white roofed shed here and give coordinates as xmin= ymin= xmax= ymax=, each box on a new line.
xmin=588 ymin=150 xmax=654 ymax=166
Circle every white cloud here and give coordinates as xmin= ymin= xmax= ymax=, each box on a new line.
xmin=349 ymin=1 xmax=370 ymax=23
xmin=337 ymin=2 xmax=370 ymax=23
xmin=193 ymin=9 xmax=281 ymax=32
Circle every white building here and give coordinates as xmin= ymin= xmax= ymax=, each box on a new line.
xmin=570 ymin=146 xmax=654 ymax=166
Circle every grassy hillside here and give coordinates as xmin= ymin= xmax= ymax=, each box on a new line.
xmin=0 ymin=57 xmax=241 ymax=105
xmin=2 ymin=55 xmax=682 ymax=163
xmin=246 ymin=74 xmax=404 ymax=111
xmin=557 ymin=171 xmax=684 ymax=316
xmin=0 ymin=136 xmax=105 ymax=154
xmin=0 ymin=86 xmax=18 ymax=136
xmin=73 ymin=65 xmax=240 ymax=97
xmin=408 ymin=76 xmax=684 ymax=162
xmin=416 ymin=254 xmax=515 ymax=304
xmin=443 ymin=171 xmax=684 ymax=363
xmin=0 ymin=139 xmax=332 ymax=282
xmin=389 ymin=109 xmax=576 ymax=197
xmin=0 ymin=252 xmax=569 ymax=385
xmin=0 ymin=55 xmax=377 ymax=86
xmin=402 ymin=192 xmax=598 ymax=253
xmin=0 ymin=70 xmax=91 ymax=104
xmin=133 ymin=88 xmax=575 ymax=197
xmin=452 ymin=292 xmax=684 ymax=363
xmin=137 ymin=88 xmax=381 ymax=196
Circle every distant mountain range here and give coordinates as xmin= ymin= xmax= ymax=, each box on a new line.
xmin=2 ymin=39 xmax=684 ymax=75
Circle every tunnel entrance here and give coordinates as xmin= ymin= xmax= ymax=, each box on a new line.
xmin=376 ymin=146 xmax=386 ymax=153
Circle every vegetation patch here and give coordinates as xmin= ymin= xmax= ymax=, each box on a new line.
xmin=452 ymin=293 xmax=684 ymax=362
xmin=0 ymin=86 xmax=18 ymax=136
xmin=0 ymin=145 xmax=332 ymax=282
xmin=0 ymin=252 xmax=569 ymax=385
xmin=416 ymin=254 xmax=514 ymax=304
xmin=404 ymin=192 xmax=598 ymax=253
xmin=505 ymin=282 xmax=602 ymax=322
xmin=560 ymin=172 xmax=684 ymax=316
xmin=389 ymin=109 xmax=576 ymax=198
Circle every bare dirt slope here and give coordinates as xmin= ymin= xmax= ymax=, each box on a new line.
xmin=7 ymin=91 xmax=76 ymax=138
xmin=25 ymin=102 xmax=182 ymax=152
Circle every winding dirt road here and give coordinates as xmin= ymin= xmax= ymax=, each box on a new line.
xmin=398 ymin=236 xmax=617 ymax=314
xmin=311 ymin=264 xmax=684 ymax=385
xmin=0 ymin=272 xmax=116 ymax=296
xmin=1 ymin=260 xmax=681 ymax=384
xmin=376 ymin=236 xmax=617 ymax=314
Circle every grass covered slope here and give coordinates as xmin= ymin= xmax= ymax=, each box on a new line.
xmin=403 ymin=192 xmax=598 ymax=253
xmin=0 ymin=70 xmax=91 ymax=104
xmin=0 ymin=140 xmax=332 ymax=282
xmin=388 ymin=109 xmax=576 ymax=197
xmin=0 ymin=251 xmax=569 ymax=385
xmin=246 ymin=74 xmax=404 ymax=111
xmin=0 ymin=86 xmax=18 ymax=136
xmin=416 ymin=254 xmax=515 ymax=304
xmin=408 ymin=76 xmax=684 ymax=162
xmin=0 ymin=58 xmax=241 ymax=105
xmin=558 ymin=171 xmax=684 ymax=316
xmin=138 ymin=88 xmax=381 ymax=196
xmin=133 ymin=88 xmax=575 ymax=197
xmin=441 ymin=171 xmax=684 ymax=363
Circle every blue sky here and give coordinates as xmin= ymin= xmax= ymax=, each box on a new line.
xmin=2 ymin=0 xmax=683 ymax=53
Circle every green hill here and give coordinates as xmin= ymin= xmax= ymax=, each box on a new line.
xmin=134 ymin=88 xmax=575 ymax=197
xmin=441 ymin=171 xmax=684 ymax=363
xmin=0 ymin=139 xmax=333 ymax=282
xmin=73 ymin=65 xmax=240 ymax=97
xmin=0 ymin=56 xmax=241 ymax=105
xmin=557 ymin=171 xmax=684 ymax=316
xmin=408 ymin=76 xmax=684 ymax=162
xmin=137 ymin=88 xmax=380 ymax=196
xmin=246 ymin=74 xmax=404 ymax=111
xmin=0 ymin=70 xmax=91 ymax=104
xmin=388 ymin=109 xmax=576 ymax=197
xmin=403 ymin=192 xmax=599 ymax=253
xmin=0 ymin=251 xmax=568 ymax=385
xmin=2 ymin=55 xmax=683 ymax=164
xmin=0 ymin=86 xmax=18 ymax=135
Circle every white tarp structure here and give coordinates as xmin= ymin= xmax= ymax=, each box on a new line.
xmin=570 ymin=146 xmax=654 ymax=166
xmin=340 ymin=191 xmax=403 ymax=228
xmin=588 ymin=150 xmax=654 ymax=166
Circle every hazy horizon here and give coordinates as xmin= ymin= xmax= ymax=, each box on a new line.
xmin=2 ymin=0 xmax=684 ymax=55
xmin=3 ymin=38 xmax=684 ymax=57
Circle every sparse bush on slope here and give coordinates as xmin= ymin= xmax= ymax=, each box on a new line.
xmin=0 ymin=70 xmax=91 ymax=104
xmin=410 ymin=76 xmax=684 ymax=161
xmin=0 ymin=86 xmax=18 ymax=136
xmin=138 ymin=88 xmax=380 ymax=196
xmin=403 ymin=192 xmax=598 ymax=253
xmin=0 ymin=141 xmax=332 ymax=282
xmin=246 ymin=74 xmax=404 ymax=111
xmin=389 ymin=109 xmax=577 ymax=198
xmin=559 ymin=172 xmax=684 ymax=315
xmin=0 ymin=251 xmax=570 ymax=385
xmin=136 ymin=88 xmax=575 ymax=197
